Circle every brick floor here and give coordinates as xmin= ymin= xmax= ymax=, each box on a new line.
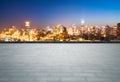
xmin=0 ymin=43 xmax=120 ymax=82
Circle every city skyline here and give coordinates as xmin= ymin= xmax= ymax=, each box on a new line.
xmin=0 ymin=0 xmax=120 ymax=28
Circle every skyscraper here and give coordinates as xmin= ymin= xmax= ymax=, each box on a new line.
xmin=25 ymin=21 xmax=30 ymax=35
xmin=117 ymin=23 xmax=120 ymax=39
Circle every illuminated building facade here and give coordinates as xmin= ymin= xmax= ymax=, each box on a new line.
xmin=0 ymin=21 xmax=120 ymax=42
xmin=24 ymin=21 xmax=31 ymax=41
xmin=25 ymin=21 xmax=31 ymax=35
xmin=117 ymin=23 xmax=120 ymax=39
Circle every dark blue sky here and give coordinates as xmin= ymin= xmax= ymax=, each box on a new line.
xmin=0 ymin=0 xmax=120 ymax=28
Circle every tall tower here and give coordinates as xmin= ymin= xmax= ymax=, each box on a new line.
xmin=117 ymin=23 xmax=120 ymax=39
xmin=81 ymin=19 xmax=85 ymax=38
xmin=25 ymin=21 xmax=30 ymax=35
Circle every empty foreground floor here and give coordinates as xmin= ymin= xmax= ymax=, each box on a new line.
xmin=0 ymin=43 xmax=120 ymax=82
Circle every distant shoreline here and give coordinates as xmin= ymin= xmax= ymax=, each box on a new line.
xmin=0 ymin=41 xmax=120 ymax=43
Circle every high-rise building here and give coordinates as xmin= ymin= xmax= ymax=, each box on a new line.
xmin=72 ymin=24 xmax=78 ymax=34
xmin=58 ymin=24 xmax=67 ymax=33
xmin=25 ymin=21 xmax=31 ymax=35
xmin=25 ymin=21 xmax=30 ymax=27
xmin=55 ymin=24 xmax=67 ymax=33
xmin=117 ymin=23 xmax=120 ymax=39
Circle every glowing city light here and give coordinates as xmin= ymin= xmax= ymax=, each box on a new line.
xmin=25 ymin=21 xmax=30 ymax=27
xmin=0 ymin=21 xmax=120 ymax=42
xmin=81 ymin=19 xmax=85 ymax=25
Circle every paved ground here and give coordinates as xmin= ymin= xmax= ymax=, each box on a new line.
xmin=0 ymin=43 xmax=120 ymax=82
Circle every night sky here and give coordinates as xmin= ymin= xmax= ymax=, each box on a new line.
xmin=0 ymin=0 xmax=120 ymax=28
